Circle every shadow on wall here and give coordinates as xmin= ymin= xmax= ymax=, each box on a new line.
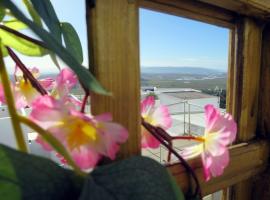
xmin=0 ymin=106 xmax=61 ymax=164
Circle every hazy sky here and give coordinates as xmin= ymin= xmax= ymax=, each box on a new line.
xmin=5 ymin=1 xmax=229 ymax=73
xmin=5 ymin=0 xmax=88 ymax=74
xmin=140 ymin=9 xmax=229 ymax=70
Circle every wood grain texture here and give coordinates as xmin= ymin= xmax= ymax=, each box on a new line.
xmin=85 ymin=1 xmax=268 ymax=199
xmin=86 ymin=0 xmax=141 ymax=158
xmin=225 ymin=29 xmax=236 ymax=199
xmin=199 ymin=0 xmax=270 ymax=19
xmin=231 ymin=180 xmax=253 ymax=200
xmin=139 ymin=0 xmax=236 ymax=28
xmin=230 ymin=19 xmax=245 ymax=123
xmin=252 ymin=167 xmax=270 ymax=200
xmin=257 ymin=23 xmax=270 ymax=138
xmin=248 ymin=0 xmax=270 ymax=11
xmin=226 ymin=29 xmax=236 ymax=115
xmin=167 ymin=141 xmax=269 ymax=196
xmin=230 ymin=17 xmax=263 ymax=200
xmin=237 ymin=18 xmax=263 ymax=142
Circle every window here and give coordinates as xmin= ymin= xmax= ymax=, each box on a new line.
xmin=140 ymin=9 xmax=229 ymax=165
xmin=88 ymin=0 xmax=267 ymax=198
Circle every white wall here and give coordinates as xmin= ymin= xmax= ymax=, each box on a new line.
xmin=0 ymin=106 xmax=59 ymax=164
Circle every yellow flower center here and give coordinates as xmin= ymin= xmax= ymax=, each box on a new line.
xmin=18 ymin=79 xmax=37 ymax=102
xmin=143 ymin=114 xmax=157 ymax=126
xmin=65 ymin=118 xmax=99 ymax=150
xmin=195 ymin=136 xmax=205 ymax=142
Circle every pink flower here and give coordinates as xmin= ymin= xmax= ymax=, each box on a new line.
xmin=30 ymin=95 xmax=128 ymax=169
xmin=141 ymin=96 xmax=172 ymax=148
xmin=52 ymin=68 xmax=77 ymax=98
xmin=0 ymin=84 xmax=5 ymax=106
xmin=51 ymin=68 xmax=81 ymax=107
xmin=182 ymin=104 xmax=237 ymax=181
xmin=0 ymin=66 xmax=54 ymax=108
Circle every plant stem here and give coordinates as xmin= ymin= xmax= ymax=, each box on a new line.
xmin=0 ymin=24 xmax=47 ymax=49
xmin=22 ymin=0 xmax=42 ymax=27
xmin=142 ymin=118 xmax=202 ymax=199
xmin=0 ymin=46 xmax=28 ymax=152
xmin=18 ymin=115 xmax=87 ymax=177
xmin=80 ymin=93 xmax=89 ymax=113
xmin=171 ymin=136 xmax=205 ymax=142
xmin=6 ymin=46 xmax=47 ymax=95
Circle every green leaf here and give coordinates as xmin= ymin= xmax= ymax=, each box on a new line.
xmin=0 ymin=0 xmax=108 ymax=95
xmin=0 ymin=28 xmax=47 ymax=57
xmin=22 ymin=0 xmax=42 ymax=27
xmin=0 ymin=7 xmax=5 ymax=22
xmin=79 ymin=156 xmax=182 ymax=200
xmin=0 ymin=144 xmax=83 ymax=200
xmin=0 ymin=144 xmax=21 ymax=200
xmin=61 ymin=22 xmax=83 ymax=64
xmin=3 ymin=19 xmax=27 ymax=30
xmin=0 ymin=145 xmax=184 ymax=200
xmin=168 ymin=171 xmax=185 ymax=200
xmin=30 ymin=0 xmax=61 ymax=43
xmin=50 ymin=53 xmax=61 ymax=70
xmin=1 ymin=44 xmax=8 ymax=57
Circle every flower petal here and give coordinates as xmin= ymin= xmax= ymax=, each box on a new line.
xmin=204 ymin=104 xmax=237 ymax=144
xmin=71 ymin=147 xmax=101 ymax=169
xmin=18 ymin=80 xmax=39 ymax=103
xmin=30 ymin=95 xmax=66 ymax=122
xmin=39 ymin=78 xmax=55 ymax=90
xmin=181 ymin=144 xmax=203 ymax=159
xmin=97 ymin=121 xmax=128 ymax=159
xmin=141 ymin=96 xmax=155 ymax=115
xmin=209 ymin=150 xmax=229 ymax=178
xmin=30 ymin=67 xmax=40 ymax=78
xmin=201 ymin=148 xmax=230 ymax=181
xmin=35 ymin=135 xmax=53 ymax=151
xmin=95 ymin=113 xmax=112 ymax=122
xmin=205 ymin=133 xmax=227 ymax=156
xmin=14 ymin=65 xmax=23 ymax=78
xmin=141 ymin=127 xmax=160 ymax=149
xmin=0 ymin=84 xmax=5 ymax=105
xmin=152 ymin=105 xmax=172 ymax=129
xmin=55 ymin=68 xmax=77 ymax=97
xmin=201 ymin=152 xmax=212 ymax=181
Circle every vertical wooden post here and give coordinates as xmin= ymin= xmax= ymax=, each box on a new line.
xmin=237 ymin=18 xmax=262 ymax=142
xmin=253 ymin=22 xmax=270 ymax=200
xmin=86 ymin=0 xmax=141 ymax=158
xmin=231 ymin=17 xmax=263 ymax=200
xmin=226 ymin=29 xmax=235 ymax=115
xmin=231 ymin=17 xmax=263 ymax=142
xmin=258 ymin=23 xmax=270 ymax=137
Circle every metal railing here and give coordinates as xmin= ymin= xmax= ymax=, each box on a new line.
xmin=166 ymin=100 xmax=226 ymax=136
xmin=166 ymin=100 xmax=205 ymax=136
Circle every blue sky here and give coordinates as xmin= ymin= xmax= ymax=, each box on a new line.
xmin=140 ymin=9 xmax=229 ymax=70
xmin=5 ymin=1 xmax=229 ymax=73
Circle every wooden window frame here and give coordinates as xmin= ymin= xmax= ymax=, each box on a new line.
xmin=86 ymin=0 xmax=270 ymax=199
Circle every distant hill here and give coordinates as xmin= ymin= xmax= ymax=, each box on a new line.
xmin=141 ymin=67 xmax=225 ymax=75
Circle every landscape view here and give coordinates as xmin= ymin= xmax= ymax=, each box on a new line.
xmin=141 ymin=66 xmax=227 ymax=96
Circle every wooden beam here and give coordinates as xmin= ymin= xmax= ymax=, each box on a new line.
xmin=86 ymin=0 xmax=141 ymax=158
xmin=237 ymin=18 xmax=263 ymax=142
xmin=230 ymin=17 xmax=263 ymax=200
xmin=198 ymin=0 xmax=270 ymax=19
xmin=167 ymin=141 xmax=269 ymax=196
xmin=258 ymin=23 xmax=270 ymax=137
xmin=226 ymin=29 xmax=236 ymax=114
xmin=248 ymin=0 xmax=270 ymax=11
xmin=139 ymin=0 xmax=236 ymax=28
xmin=252 ymin=22 xmax=270 ymax=200
xmin=230 ymin=19 xmax=245 ymax=122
